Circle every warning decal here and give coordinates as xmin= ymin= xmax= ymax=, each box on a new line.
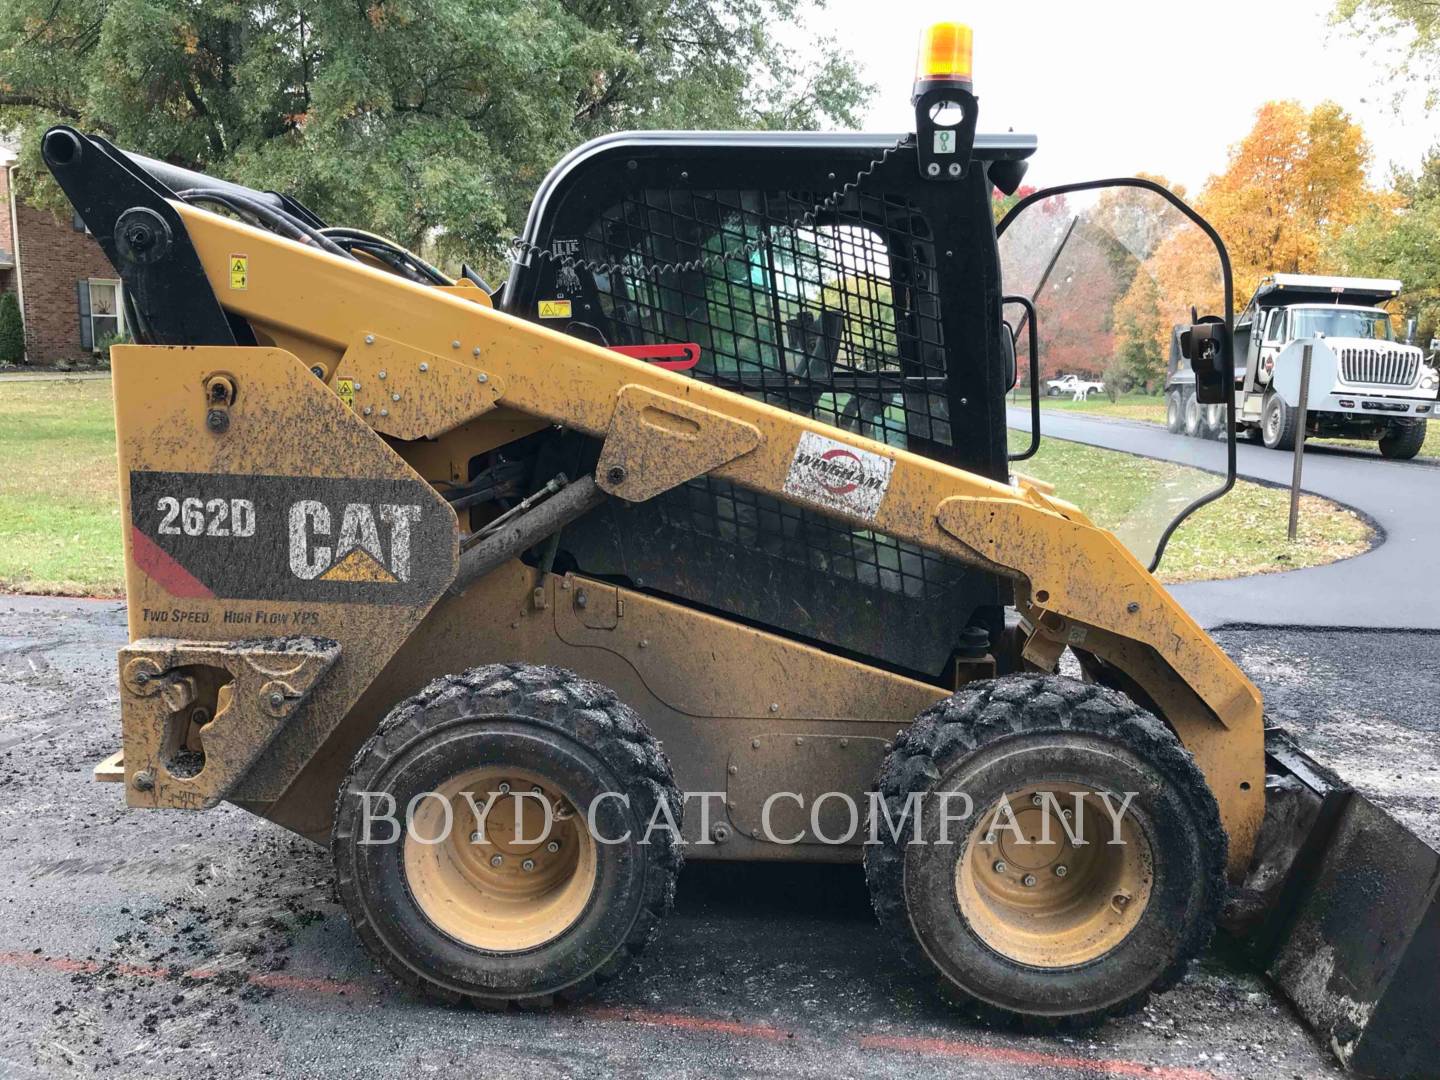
xmin=538 ymin=299 xmax=572 ymax=319
xmin=229 ymin=254 xmax=249 ymax=290
xmin=335 ymin=377 xmax=356 ymax=409
xmin=782 ymin=432 xmax=895 ymax=521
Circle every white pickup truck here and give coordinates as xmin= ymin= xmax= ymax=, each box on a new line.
xmin=1044 ymin=373 xmax=1105 ymax=398
xmin=1228 ymin=275 xmax=1437 ymax=459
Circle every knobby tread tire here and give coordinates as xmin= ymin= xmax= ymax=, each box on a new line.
xmin=1262 ymin=392 xmax=1298 ymax=451
xmin=1379 ymin=420 xmax=1426 ymax=460
xmin=331 ymin=662 xmax=683 ymax=1009
xmin=863 ymin=674 xmax=1227 ymax=1030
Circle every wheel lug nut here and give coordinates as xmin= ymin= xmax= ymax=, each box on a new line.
xmin=1054 ymin=864 xmax=1068 ymax=877
xmin=1031 ymin=794 xmax=1043 ymax=806
xmin=992 ymin=860 xmax=1007 ymax=874
xmin=1022 ymin=874 xmax=1037 ymax=887
xmin=489 ymin=854 xmax=503 ymax=867
xmin=546 ymin=841 xmax=560 ymax=853
xmin=498 ymin=782 xmax=511 ymax=794
xmin=469 ymin=831 xmax=481 ymax=843
xmin=522 ymin=859 xmax=536 ymax=872
xmin=531 ymin=785 xmax=542 ymax=794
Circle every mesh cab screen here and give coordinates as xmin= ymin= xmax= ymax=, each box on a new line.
xmin=581 ymin=188 xmax=951 ymax=450
xmin=574 ymin=187 xmax=961 ymax=603
xmin=516 ymin=167 xmax=1000 ymax=675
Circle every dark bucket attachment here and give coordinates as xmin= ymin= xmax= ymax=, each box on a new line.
xmin=1244 ymin=729 xmax=1440 ymax=1078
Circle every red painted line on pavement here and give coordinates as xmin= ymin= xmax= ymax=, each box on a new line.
xmin=860 ymin=1033 xmax=1222 ymax=1080
xmin=0 ymin=951 xmax=361 ymax=997
xmin=1 ymin=949 xmax=1226 ymax=1078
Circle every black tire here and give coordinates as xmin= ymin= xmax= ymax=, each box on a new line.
xmin=332 ymin=663 xmax=682 ymax=1008
xmin=1182 ymin=391 xmax=1202 ymax=437
xmin=1261 ymin=392 xmax=1298 ymax=450
xmin=1379 ymin=420 xmax=1426 ymax=460
xmin=1165 ymin=390 xmax=1184 ymax=433
xmin=1198 ymin=403 xmax=1223 ymax=440
xmin=1047 ymin=385 xmax=1062 ymax=397
xmin=864 ymin=675 xmax=1225 ymax=1028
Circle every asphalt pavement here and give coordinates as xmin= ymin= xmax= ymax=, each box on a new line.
xmin=0 ymin=595 xmax=1372 ymax=1080
xmin=1008 ymin=407 xmax=1440 ymax=630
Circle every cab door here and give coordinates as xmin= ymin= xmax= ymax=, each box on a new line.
xmin=1257 ymin=308 xmax=1287 ymax=384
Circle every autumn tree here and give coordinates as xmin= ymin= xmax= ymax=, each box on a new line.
xmin=1017 ymin=220 xmax=1125 ymax=381
xmin=1334 ymin=0 xmax=1440 ymax=106
xmin=1111 ymin=225 xmax=1224 ymax=392
xmin=1330 ymin=3 xmax=1440 ymax=340
xmin=0 ymin=0 xmax=871 ymax=269
xmin=1198 ymin=101 xmax=1371 ymax=299
xmin=991 ymin=183 xmax=1036 ymax=223
xmin=1329 ymin=150 xmax=1440 ymax=342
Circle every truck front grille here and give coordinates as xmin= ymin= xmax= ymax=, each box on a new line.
xmin=1340 ymin=347 xmax=1419 ymax=387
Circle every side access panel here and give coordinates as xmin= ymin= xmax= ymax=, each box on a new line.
xmin=261 ymin=560 xmax=950 ymax=851
xmin=110 ymin=345 xmax=457 ymax=806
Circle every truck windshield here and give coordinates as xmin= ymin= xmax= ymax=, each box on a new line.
xmin=1290 ymin=308 xmax=1393 ymax=341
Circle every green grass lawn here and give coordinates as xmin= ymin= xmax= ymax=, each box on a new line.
xmin=0 ymin=378 xmax=123 ymax=595
xmin=1026 ymin=389 xmax=1440 ymax=459
xmin=1009 ymin=434 xmax=1373 ymax=583
xmin=1028 ymin=391 xmax=1167 ymax=426
xmin=0 ymin=377 xmax=1372 ymax=595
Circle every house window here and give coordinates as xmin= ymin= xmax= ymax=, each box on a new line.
xmin=79 ymin=278 xmax=124 ymax=351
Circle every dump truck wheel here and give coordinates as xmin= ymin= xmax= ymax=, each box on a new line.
xmin=1182 ymin=392 xmax=1203 ymax=437
xmin=332 ymin=663 xmax=682 ymax=1008
xmin=865 ymin=674 xmax=1225 ymax=1028
xmin=1378 ymin=419 xmax=1426 ymax=460
xmin=1201 ymin=403 xmax=1226 ymax=440
xmin=1165 ymin=391 xmax=1183 ymax=433
xmin=1261 ymin=392 xmax=1298 ymax=450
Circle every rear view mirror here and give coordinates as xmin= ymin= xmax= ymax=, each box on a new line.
xmin=1181 ymin=316 xmax=1230 ymax=405
xmin=1001 ymin=320 xmax=1018 ymax=391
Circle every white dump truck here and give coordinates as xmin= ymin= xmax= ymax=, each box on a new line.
xmin=1231 ymin=275 xmax=1437 ymax=458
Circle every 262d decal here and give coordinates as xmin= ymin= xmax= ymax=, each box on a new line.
xmin=129 ymin=471 xmax=454 ymax=604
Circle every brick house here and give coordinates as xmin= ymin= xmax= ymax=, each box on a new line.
xmin=1 ymin=144 xmax=126 ymax=364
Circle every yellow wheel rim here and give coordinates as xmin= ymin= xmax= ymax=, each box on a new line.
xmin=404 ymin=767 xmax=598 ymax=952
xmin=955 ymin=784 xmax=1153 ymax=968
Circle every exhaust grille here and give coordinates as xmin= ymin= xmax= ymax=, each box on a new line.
xmin=1340 ymin=347 xmax=1419 ymax=387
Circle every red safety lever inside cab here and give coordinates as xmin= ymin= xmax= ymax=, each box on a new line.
xmin=609 ymin=343 xmax=701 ymax=371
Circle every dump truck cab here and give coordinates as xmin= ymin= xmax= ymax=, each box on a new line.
xmin=1229 ymin=274 xmax=1438 ymax=456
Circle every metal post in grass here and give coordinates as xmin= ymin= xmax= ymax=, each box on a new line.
xmin=1287 ymin=344 xmax=1313 ymax=541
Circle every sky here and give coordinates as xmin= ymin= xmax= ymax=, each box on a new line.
xmin=818 ymin=0 xmax=1439 ymax=193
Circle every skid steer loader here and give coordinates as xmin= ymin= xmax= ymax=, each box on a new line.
xmin=45 ymin=22 xmax=1436 ymax=1077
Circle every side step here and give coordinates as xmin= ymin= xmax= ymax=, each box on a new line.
xmin=1249 ymin=728 xmax=1440 ymax=1078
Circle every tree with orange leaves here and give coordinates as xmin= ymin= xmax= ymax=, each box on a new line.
xmin=1198 ymin=100 xmax=1371 ymax=299
xmin=1098 ymin=177 xmax=1224 ymax=391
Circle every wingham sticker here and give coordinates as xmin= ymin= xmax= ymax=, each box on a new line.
xmin=783 ymin=432 xmax=895 ymax=521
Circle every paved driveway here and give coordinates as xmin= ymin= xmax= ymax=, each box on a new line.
xmin=1008 ymin=408 xmax=1440 ymax=629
